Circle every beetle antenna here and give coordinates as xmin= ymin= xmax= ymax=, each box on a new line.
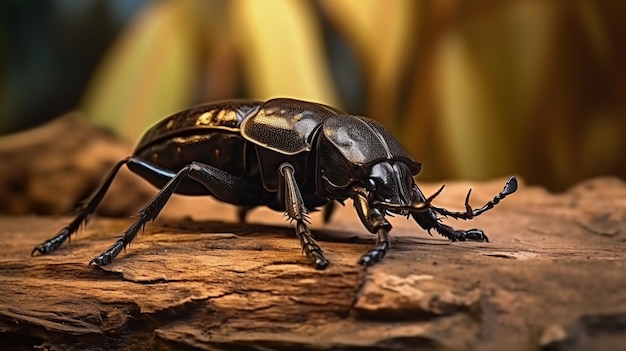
xmin=431 ymin=176 xmax=518 ymax=220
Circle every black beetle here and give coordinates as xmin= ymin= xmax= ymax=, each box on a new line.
xmin=32 ymin=98 xmax=517 ymax=269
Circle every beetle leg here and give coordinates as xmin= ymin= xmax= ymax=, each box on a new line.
xmin=89 ymin=162 xmax=261 ymax=266
xmin=322 ymin=201 xmax=337 ymax=224
xmin=410 ymin=185 xmax=489 ymax=242
xmin=428 ymin=222 xmax=489 ymax=243
xmin=32 ymin=157 xmax=131 ymax=256
xmin=237 ymin=206 xmax=255 ymax=223
xmin=351 ymin=185 xmax=393 ymax=266
xmin=278 ymin=163 xmax=329 ymax=270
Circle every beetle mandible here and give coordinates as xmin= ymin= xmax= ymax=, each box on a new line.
xmin=32 ymin=98 xmax=517 ymax=269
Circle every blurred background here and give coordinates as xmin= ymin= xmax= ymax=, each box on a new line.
xmin=1 ymin=0 xmax=625 ymax=193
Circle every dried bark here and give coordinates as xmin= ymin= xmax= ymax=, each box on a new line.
xmin=0 ymin=113 xmax=153 ymax=216
xmin=1 ymin=177 xmax=626 ymax=351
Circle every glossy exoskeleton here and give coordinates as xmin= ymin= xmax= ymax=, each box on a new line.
xmin=32 ymin=98 xmax=517 ymax=269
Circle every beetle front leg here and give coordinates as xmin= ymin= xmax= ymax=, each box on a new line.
xmin=411 ymin=185 xmax=489 ymax=242
xmin=351 ymin=186 xmax=392 ymax=266
xmin=278 ymin=163 xmax=329 ymax=270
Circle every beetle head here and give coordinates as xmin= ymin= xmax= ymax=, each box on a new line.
xmin=366 ymin=161 xmax=432 ymax=216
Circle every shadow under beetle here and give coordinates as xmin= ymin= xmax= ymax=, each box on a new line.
xmin=32 ymin=98 xmax=517 ymax=269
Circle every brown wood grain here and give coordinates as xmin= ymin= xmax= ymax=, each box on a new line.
xmin=1 ymin=177 xmax=626 ymax=350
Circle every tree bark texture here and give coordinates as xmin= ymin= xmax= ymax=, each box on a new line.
xmin=1 ymin=177 xmax=626 ymax=351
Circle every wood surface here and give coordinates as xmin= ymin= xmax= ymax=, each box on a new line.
xmin=1 ymin=177 xmax=626 ymax=351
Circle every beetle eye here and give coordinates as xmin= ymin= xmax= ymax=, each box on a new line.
xmin=367 ymin=178 xmax=377 ymax=190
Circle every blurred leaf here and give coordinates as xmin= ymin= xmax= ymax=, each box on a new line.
xmin=581 ymin=113 xmax=624 ymax=178
xmin=29 ymin=0 xmax=624 ymax=191
xmin=441 ymin=2 xmax=545 ymax=180
xmin=81 ymin=0 xmax=199 ymax=141
xmin=230 ymin=0 xmax=339 ymax=106
xmin=319 ymin=0 xmax=416 ymax=129
xmin=401 ymin=2 xmax=456 ymax=180
xmin=202 ymin=37 xmax=240 ymax=101
xmin=436 ymin=29 xmax=489 ymax=178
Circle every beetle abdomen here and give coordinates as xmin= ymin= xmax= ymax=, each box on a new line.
xmin=130 ymin=100 xmax=264 ymax=194
xmin=135 ymin=100 xmax=262 ymax=153
xmin=138 ymin=133 xmax=247 ymax=173
xmin=132 ymin=132 xmax=251 ymax=195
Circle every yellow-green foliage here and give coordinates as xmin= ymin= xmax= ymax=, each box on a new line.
xmin=80 ymin=0 xmax=626 ymax=191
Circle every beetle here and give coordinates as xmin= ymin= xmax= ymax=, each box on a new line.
xmin=31 ymin=98 xmax=517 ymax=269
